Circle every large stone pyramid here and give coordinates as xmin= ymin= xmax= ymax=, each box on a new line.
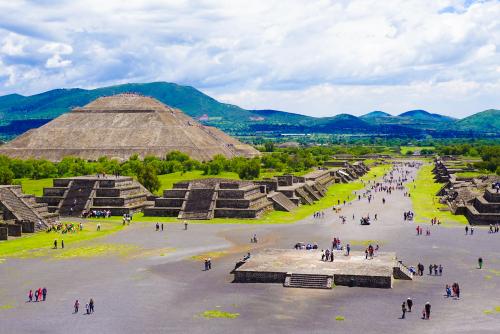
xmin=0 ymin=94 xmax=260 ymax=161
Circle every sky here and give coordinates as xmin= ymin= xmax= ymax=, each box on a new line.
xmin=0 ymin=0 xmax=499 ymax=118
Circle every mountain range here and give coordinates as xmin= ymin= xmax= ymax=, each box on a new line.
xmin=0 ymin=81 xmax=498 ymax=140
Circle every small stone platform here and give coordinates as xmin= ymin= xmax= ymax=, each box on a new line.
xmin=233 ymin=249 xmax=412 ymax=289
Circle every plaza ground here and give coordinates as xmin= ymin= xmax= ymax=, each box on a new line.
xmin=1 ymin=162 xmax=499 ymax=333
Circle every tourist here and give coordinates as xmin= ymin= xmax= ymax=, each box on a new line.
xmin=74 ymin=300 xmax=79 ymax=313
xmin=424 ymin=302 xmax=431 ymax=319
xmin=433 ymin=264 xmax=438 ymax=276
xmin=325 ymin=249 xmax=330 ymax=262
xmin=161 ymin=223 xmax=164 ymax=231
xmin=155 ymin=223 xmax=159 ymax=231
xmin=207 ymin=257 xmax=212 ymax=270
xmin=42 ymin=287 xmax=47 ymax=301
xmin=446 ymin=284 xmax=452 ymax=298
xmin=86 ymin=303 xmax=90 ymax=314
xmin=439 ymin=264 xmax=443 ymax=276
xmin=97 ymin=223 xmax=101 ymax=231
xmin=429 ymin=264 xmax=433 ymax=275
xmin=346 ymin=244 xmax=350 ymax=256
xmin=34 ymin=289 xmax=39 ymax=302
xmin=365 ymin=248 xmax=368 ymax=259
xmin=478 ymin=257 xmax=483 ymax=269
xmin=465 ymin=225 xmax=469 ymax=235
xmin=401 ymin=302 xmax=407 ymax=319
xmin=321 ymin=250 xmax=325 ymax=261
xmin=184 ymin=221 xmax=188 ymax=230
xmin=38 ymin=288 xmax=42 ymax=301
xmin=470 ymin=226 xmax=474 ymax=235
xmin=455 ymin=283 xmax=460 ymax=299
xmin=54 ymin=239 xmax=57 ymax=249
xmin=89 ymin=298 xmax=94 ymax=313
xmin=407 ymin=297 xmax=413 ymax=312
xmin=61 ymin=240 xmax=64 ymax=249
xmin=204 ymin=259 xmax=208 ymax=271
xmin=28 ymin=290 xmax=33 ymax=302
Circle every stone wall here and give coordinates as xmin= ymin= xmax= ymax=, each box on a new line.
xmin=0 ymin=226 xmax=7 ymax=240
xmin=0 ymin=223 xmax=22 ymax=237
xmin=18 ymin=220 xmax=35 ymax=233
xmin=333 ymin=274 xmax=393 ymax=288
xmin=233 ymin=271 xmax=286 ymax=283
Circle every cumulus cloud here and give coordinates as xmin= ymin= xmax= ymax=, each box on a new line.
xmin=0 ymin=0 xmax=498 ymax=117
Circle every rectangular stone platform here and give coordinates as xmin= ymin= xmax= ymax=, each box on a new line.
xmin=233 ymin=249 xmax=401 ymax=289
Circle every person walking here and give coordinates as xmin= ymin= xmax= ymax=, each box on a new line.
xmin=438 ymin=264 xmax=443 ymax=276
xmin=85 ymin=303 xmax=90 ymax=315
xmin=346 ymin=244 xmax=351 ymax=256
xmin=161 ymin=223 xmax=164 ymax=231
xmin=28 ymin=290 xmax=33 ymax=302
xmin=478 ymin=257 xmax=483 ymax=269
xmin=401 ymin=302 xmax=407 ymax=319
xmin=74 ymin=300 xmax=79 ymax=313
xmin=407 ymin=297 xmax=413 ymax=312
xmin=54 ymin=239 xmax=57 ymax=249
xmin=61 ymin=240 xmax=64 ymax=249
xmin=465 ymin=225 xmax=469 ymax=235
xmin=424 ymin=302 xmax=431 ymax=319
xmin=89 ymin=298 xmax=94 ymax=313
xmin=42 ymin=287 xmax=47 ymax=301
xmin=184 ymin=221 xmax=188 ymax=230
xmin=207 ymin=257 xmax=212 ymax=270
xmin=429 ymin=264 xmax=433 ymax=275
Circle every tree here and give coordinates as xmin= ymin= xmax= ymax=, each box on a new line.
xmin=264 ymin=142 xmax=275 ymax=152
xmin=137 ymin=164 xmax=161 ymax=193
xmin=238 ymin=158 xmax=261 ymax=180
xmin=0 ymin=165 xmax=14 ymax=184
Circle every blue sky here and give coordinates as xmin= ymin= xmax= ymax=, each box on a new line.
xmin=0 ymin=0 xmax=499 ymax=118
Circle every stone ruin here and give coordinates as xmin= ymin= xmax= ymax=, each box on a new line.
xmin=38 ymin=176 xmax=152 ymax=217
xmin=0 ymin=185 xmax=58 ymax=240
xmin=144 ymin=178 xmax=273 ymax=219
xmin=144 ymin=162 xmax=370 ymax=220
xmin=0 ymin=93 xmax=260 ymax=161
xmin=433 ymin=158 xmax=500 ymax=225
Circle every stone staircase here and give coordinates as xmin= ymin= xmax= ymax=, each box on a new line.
xmin=284 ymin=273 xmax=333 ymax=289
xmin=393 ymin=261 xmax=414 ymax=280
xmin=303 ymin=184 xmax=322 ymax=201
xmin=295 ymin=188 xmax=314 ymax=205
xmin=268 ymin=191 xmax=297 ymax=212
xmin=0 ymin=186 xmax=56 ymax=231
xmin=179 ymin=188 xmax=217 ymax=220
xmin=58 ymin=180 xmax=97 ymax=217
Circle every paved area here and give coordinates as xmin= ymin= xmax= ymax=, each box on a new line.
xmin=1 ymin=161 xmax=499 ymax=333
xmin=235 ymin=249 xmax=396 ymax=277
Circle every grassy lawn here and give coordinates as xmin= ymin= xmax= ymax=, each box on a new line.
xmin=408 ymin=164 xmax=468 ymax=225
xmin=95 ymin=164 xmax=391 ymax=225
xmin=14 ymin=178 xmax=54 ymax=197
xmin=400 ymin=146 xmax=434 ymax=155
xmin=0 ymin=220 xmax=126 ymax=259
xmin=455 ymin=171 xmax=493 ymax=179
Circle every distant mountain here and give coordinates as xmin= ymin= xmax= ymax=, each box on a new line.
xmin=454 ymin=109 xmax=500 ymax=132
xmin=360 ymin=111 xmax=392 ymax=119
xmin=398 ymin=109 xmax=455 ymax=122
xmin=0 ymin=82 xmax=498 ymax=140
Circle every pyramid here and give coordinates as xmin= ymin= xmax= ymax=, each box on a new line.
xmin=0 ymin=94 xmax=260 ymax=161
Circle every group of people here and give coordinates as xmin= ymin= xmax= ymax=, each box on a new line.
xmin=430 ymin=217 xmax=441 ymax=225
xmin=74 ymin=298 xmax=95 ymax=314
xmin=53 ymin=239 xmax=64 ymax=249
xmin=415 ymin=225 xmax=430 ymax=236
xmin=204 ymin=258 xmax=212 ymax=270
xmin=446 ymin=282 xmax=460 ymax=299
xmin=364 ymin=244 xmax=378 ymax=259
xmin=294 ymin=242 xmax=318 ymax=250
xmin=402 ymin=299 xmax=431 ymax=320
xmin=321 ymin=249 xmax=334 ymax=262
xmin=28 ymin=288 xmax=47 ymax=302
xmin=464 ymin=225 xmax=475 ymax=235
xmin=155 ymin=223 xmax=164 ymax=231
xmin=403 ymin=211 xmax=414 ymax=221
xmin=46 ymin=222 xmax=76 ymax=234
xmin=428 ymin=264 xmax=443 ymax=276
xmin=488 ymin=224 xmax=499 ymax=233
xmin=82 ymin=209 xmax=111 ymax=218
xmin=313 ymin=211 xmax=325 ymax=219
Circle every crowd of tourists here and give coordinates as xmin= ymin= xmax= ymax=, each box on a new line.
xmin=82 ymin=209 xmax=111 ymax=218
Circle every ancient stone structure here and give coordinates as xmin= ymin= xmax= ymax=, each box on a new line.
xmin=38 ymin=176 xmax=151 ymax=217
xmin=145 ymin=163 xmax=369 ymax=220
xmin=0 ymin=93 xmax=260 ymax=161
xmin=0 ymin=185 xmax=58 ymax=239
xmin=144 ymin=179 xmax=273 ymax=219
xmin=433 ymin=158 xmax=500 ymax=225
xmin=232 ymin=249 xmax=413 ymax=289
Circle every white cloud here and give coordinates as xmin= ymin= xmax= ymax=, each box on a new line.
xmin=45 ymin=54 xmax=71 ymax=68
xmin=0 ymin=0 xmax=498 ymax=117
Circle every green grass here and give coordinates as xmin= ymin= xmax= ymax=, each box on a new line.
xmin=199 ymin=310 xmax=240 ymax=319
xmin=455 ymin=171 xmax=492 ymax=179
xmin=0 ymin=220 xmax=126 ymax=258
xmin=400 ymin=146 xmax=434 ymax=155
xmin=13 ymin=178 xmax=53 ymax=197
xmin=335 ymin=316 xmax=345 ymax=321
xmin=408 ymin=165 xmax=468 ymax=225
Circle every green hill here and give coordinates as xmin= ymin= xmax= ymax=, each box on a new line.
xmin=453 ymin=109 xmax=500 ymax=132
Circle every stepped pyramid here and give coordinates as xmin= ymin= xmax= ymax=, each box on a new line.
xmin=0 ymin=93 xmax=260 ymax=161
